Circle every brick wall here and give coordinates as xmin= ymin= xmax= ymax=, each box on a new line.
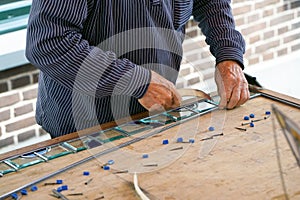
xmin=179 ymin=0 xmax=300 ymax=93
xmin=0 ymin=65 xmax=48 ymax=151
xmin=0 ymin=0 xmax=300 ymax=151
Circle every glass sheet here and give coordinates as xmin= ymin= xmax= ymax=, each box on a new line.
xmin=0 ymin=161 xmax=15 ymax=175
xmin=90 ymin=128 xmax=124 ymax=143
xmin=82 ymin=136 xmax=103 ymax=149
xmin=167 ymin=107 xmax=198 ymax=121
xmin=193 ymin=101 xmax=216 ymax=113
xmin=10 ymin=156 xmax=43 ymax=169
xmin=67 ymin=137 xmax=88 ymax=152
xmin=115 ymin=121 xmax=151 ymax=135
xmin=43 ymin=145 xmax=72 ymax=160
xmin=21 ymin=147 xmax=50 ymax=158
xmin=0 ymin=99 xmax=218 ymax=175
xmin=139 ymin=113 xmax=175 ymax=128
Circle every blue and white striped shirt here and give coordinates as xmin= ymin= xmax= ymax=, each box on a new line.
xmin=26 ymin=0 xmax=245 ymax=138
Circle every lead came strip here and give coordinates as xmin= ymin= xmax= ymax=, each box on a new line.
xmin=61 ymin=142 xmax=78 ymax=152
xmin=3 ymin=160 xmax=18 ymax=171
xmin=33 ymin=152 xmax=48 ymax=162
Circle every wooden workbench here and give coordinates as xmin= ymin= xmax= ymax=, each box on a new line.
xmin=0 ymin=89 xmax=299 ymax=200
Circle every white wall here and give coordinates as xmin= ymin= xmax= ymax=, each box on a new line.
xmin=244 ymin=51 xmax=300 ymax=99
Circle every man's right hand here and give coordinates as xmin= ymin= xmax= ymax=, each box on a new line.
xmin=138 ymin=71 xmax=182 ymax=112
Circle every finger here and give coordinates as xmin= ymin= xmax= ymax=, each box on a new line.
xmin=161 ymin=80 xmax=181 ymax=109
xmin=155 ymin=84 xmax=178 ymax=110
xmin=236 ymin=86 xmax=250 ymax=107
xmin=227 ymin=85 xmax=240 ymax=109
xmin=219 ymin=80 xmax=233 ymax=109
xmin=235 ymin=71 xmax=250 ymax=107
xmin=219 ymin=92 xmax=228 ymax=109
xmin=140 ymin=70 xmax=182 ymax=111
xmin=215 ymin=70 xmax=228 ymax=109
xmin=171 ymin=89 xmax=182 ymax=108
xmin=148 ymin=104 xmax=166 ymax=112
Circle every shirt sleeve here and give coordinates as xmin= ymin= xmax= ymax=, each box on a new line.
xmin=192 ymin=0 xmax=246 ymax=69
xmin=25 ymin=0 xmax=150 ymax=99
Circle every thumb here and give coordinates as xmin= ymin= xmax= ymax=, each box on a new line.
xmin=218 ymin=92 xmax=227 ymax=109
xmin=215 ymin=69 xmax=227 ymax=109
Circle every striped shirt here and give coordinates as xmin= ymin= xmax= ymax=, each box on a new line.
xmin=26 ymin=0 xmax=245 ymax=138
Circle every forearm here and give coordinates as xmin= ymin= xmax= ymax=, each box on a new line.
xmin=25 ymin=0 xmax=150 ymax=99
xmin=192 ymin=0 xmax=245 ymax=68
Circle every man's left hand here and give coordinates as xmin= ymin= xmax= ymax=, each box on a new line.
xmin=215 ymin=60 xmax=250 ymax=109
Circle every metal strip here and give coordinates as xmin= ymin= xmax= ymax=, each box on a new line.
xmin=61 ymin=142 xmax=78 ymax=153
xmin=33 ymin=152 xmax=48 ymax=162
xmin=3 ymin=160 xmax=18 ymax=171
xmin=261 ymin=93 xmax=300 ymax=109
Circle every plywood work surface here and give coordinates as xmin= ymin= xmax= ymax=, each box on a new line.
xmin=1 ymin=96 xmax=300 ymax=200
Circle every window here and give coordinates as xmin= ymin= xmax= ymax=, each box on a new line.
xmin=0 ymin=0 xmax=31 ymax=71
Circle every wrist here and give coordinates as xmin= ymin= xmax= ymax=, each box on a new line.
xmin=217 ymin=60 xmax=243 ymax=70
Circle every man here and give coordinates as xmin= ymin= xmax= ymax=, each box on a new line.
xmin=26 ymin=0 xmax=249 ymax=138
